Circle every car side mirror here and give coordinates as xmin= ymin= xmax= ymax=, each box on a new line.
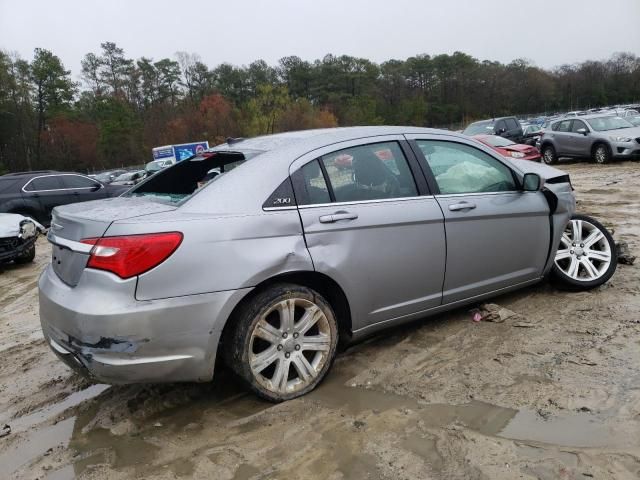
xmin=90 ymin=184 xmax=101 ymax=192
xmin=498 ymin=128 xmax=506 ymax=135
xmin=576 ymin=128 xmax=588 ymax=136
xmin=522 ymin=173 xmax=542 ymax=192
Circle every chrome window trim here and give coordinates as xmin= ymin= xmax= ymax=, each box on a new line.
xmin=297 ymin=195 xmax=435 ymax=210
xmin=262 ymin=206 xmax=298 ymax=212
xmin=22 ymin=174 xmax=104 ymax=193
xmin=435 ymin=191 xmax=523 ymax=198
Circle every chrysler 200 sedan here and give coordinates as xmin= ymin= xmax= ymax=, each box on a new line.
xmin=39 ymin=127 xmax=617 ymax=402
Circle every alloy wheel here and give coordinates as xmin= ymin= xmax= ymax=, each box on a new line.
xmin=554 ymin=218 xmax=612 ymax=282
xmin=249 ymin=298 xmax=332 ymax=395
xmin=594 ymin=146 xmax=607 ymax=164
xmin=543 ymin=147 xmax=555 ymax=164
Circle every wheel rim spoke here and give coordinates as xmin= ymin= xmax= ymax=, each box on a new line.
xmin=567 ymin=256 xmax=579 ymax=278
xmin=292 ymin=354 xmax=315 ymax=382
xmin=278 ymin=299 xmax=296 ymax=332
xmin=250 ymin=345 xmax=279 ymax=373
xmin=588 ymin=250 xmax=611 ymax=262
xmin=571 ymin=220 xmax=583 ymax=242
xmin=295 ymin=305 xmax=321 ymax=335
xmin=559 ymin=234 xmax=573 ymax=248
xmin=254 ymin=320 xmax=282 ymax=343
xmin=555 ymin=248 xmax=572 ymax=261
xmin=271 ymin=357 xmax=291 ymax=392
xmin=301 ymin=334 xmax=330 ymax=352
xmin=581 ymin=258 xmax=599 ymax=279
xmin=583 ymin=230 xmax=604 ymax=249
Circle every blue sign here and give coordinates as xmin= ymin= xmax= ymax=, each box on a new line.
xmin=153 ymin=147 xmax=174 ymax=160
xmin=173 ymin=142 xmax=209 ymax=162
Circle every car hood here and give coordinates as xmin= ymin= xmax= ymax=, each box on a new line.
xmin=0 ymin=213 xmax=45 ymax=237
xmin=506 ymin=158 xmax=567 ymax=182
xmin=503 ymin=144 xmax=537 ymax=153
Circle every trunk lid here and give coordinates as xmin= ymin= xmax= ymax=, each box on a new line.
xmin=48 ymin=197 xmax=176 ymax=286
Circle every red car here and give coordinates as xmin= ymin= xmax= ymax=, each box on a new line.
xmin=473 ymin=134 xmax=541 ymax=161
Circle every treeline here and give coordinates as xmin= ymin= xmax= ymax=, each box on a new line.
xmin=1 ymin=43 xmax=639 ymax=174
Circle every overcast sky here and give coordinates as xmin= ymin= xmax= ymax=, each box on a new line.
xmin=2 ymin=0 xmax=639 ymax=81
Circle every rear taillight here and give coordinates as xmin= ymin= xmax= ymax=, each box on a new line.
xmin=81 ymin=232 xmax=183 ymax=279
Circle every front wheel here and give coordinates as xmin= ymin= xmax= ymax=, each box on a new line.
xmin=592 ymin=144 xmax=610 ymax=164
xmin=223 ymin=283 xmax=338 ymax=402
xmin=551 ymin=214 xmax=617 ymax=290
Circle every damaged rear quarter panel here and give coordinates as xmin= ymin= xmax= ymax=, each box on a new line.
xmin=104 ymin=209 xmax=313 ymax=301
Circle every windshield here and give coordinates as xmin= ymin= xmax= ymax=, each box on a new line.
xmin=585 ymin=116 xmax=634 ymax=131
xmin=127 ymin=149 xmax=263 ymax=204
xmin=463 ymin=121 xmax=493 ymax=135
xmin=628 ymin=116 xmax=640 ymax=126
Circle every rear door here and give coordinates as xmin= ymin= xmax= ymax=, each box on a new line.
xmin=59 ymin=174 xmax=107 ymax=203
xmin=292 ymin=135 xmax=446 ymax=332
xmin=406 ymin=134 xmax=550 ymax=304
xmin=21 ymin=175 xmax=68 ymax=220
xmin=553 ymin=119 xmax=573 ymax=155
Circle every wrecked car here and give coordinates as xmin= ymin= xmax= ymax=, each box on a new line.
xmin=0 ymin=213 xmax=43 ymax=265
xmin=38 ymin=127 xmax=617 ymax=402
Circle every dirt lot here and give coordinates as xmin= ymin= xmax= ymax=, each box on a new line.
xmin=1 ymin=161 xmax=639 ymax=480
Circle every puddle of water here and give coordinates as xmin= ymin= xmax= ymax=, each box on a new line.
xmin=9 ymin=384 xmax=110 ymax=433
xmin=0 ymin=417 xmax=75 ymax=477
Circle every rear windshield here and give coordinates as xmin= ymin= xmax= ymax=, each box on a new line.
xmin=463 ymin=121 xmax=494 ymax=135
xmin=585 ymin=116 xmax=634 ymax=131
xmin=483 ymin=136 xmax=515 ymax=147
xmin=125 ymin=149 xmax=263 ymax=204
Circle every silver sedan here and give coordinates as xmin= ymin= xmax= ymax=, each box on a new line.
xmin=38 ymin=127 xmax=616 ymax=402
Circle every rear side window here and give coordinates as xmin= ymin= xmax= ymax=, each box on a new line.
xmin=0 ymin=178 xmax=19 ymax=193
xmin=506 ymin=118 xmax=520 ymax=130
xmin=320 ymin=142 xmax=417 ymax=203
xmin=300 ymin=160 xmax=331 ymax=204
xmin=60 ymin=175 xmax=100 ymax=189
xmin=24 ymin=176 xmax=63 ymax=191
xmin=571 ymin=120 xmax=587 ymax=133
xmin=416 ymin=140 xmax=517 ymax=194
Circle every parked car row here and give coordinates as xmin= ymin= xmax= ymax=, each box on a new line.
xmin=0 ymin=171 xmax=129 ymax=225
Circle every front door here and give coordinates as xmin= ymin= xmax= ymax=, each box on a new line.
xmin=407 ymin=135 xmax=550 ymax=304
xmin=568 ymin=119 xmax=592 ymax=156
xmin=292 ymin=136 xmax=446 ymax=331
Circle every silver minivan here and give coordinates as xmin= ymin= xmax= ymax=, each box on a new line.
xmin=39 ymin=127 xmax=616 ymax=401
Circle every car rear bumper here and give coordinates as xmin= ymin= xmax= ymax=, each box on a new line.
xmin=38 ymin=264 xmax=250 ymax=384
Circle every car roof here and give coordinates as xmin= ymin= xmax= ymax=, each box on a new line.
xmin=209 ymin=126 xmax=459 ymax=156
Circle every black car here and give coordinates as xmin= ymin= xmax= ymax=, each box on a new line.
xmin=0 ymin=171 xmax=128 ymax=225
xmin=463 ymin=116 xmax=524 ymax=143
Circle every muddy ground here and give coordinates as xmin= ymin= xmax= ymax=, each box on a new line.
xmin=1 ymin=160 xmax=639 ymax=480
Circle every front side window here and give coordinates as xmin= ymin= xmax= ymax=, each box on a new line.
xmin=557 ymin=120 xmax=572 ymax=132
xmin=416 ymin=140 xmax=517 ymax=195
xmin=495 ymin=120 xmax=507 ymax=132
xmin=61 ymin=175 xmax=100 ymax=189
xmin=24 ymin=176 xmax=63 ymax=192
xmin=319 ymin=142 xmax=417 ymax=202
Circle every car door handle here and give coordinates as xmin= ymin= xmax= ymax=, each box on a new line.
xmin=319 ymin=211 xmax=358 ymax=223
xmin=448 ymin=202 xmax=476 ymax=211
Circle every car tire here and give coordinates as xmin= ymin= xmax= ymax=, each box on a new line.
xmin=542 ymin=145 xmax=557 ymax=165
xmin=223 ymin=283 xmax=339 ymax=402
xmin=551 ymin=214 xmax=617 ymax=291
xmin=14 ymin=243 xmax=36 ymax=264
xmin=592 ymin=143 xmax=611 ymax=164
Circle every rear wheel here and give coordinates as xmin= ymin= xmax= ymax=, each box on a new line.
xmin=223 ymin=283 xmax=338 ymax=402
xmin=592 ymin=143 xmax=611 ymax=164
xmin=551 ymin=214 xmax=617 ymax=290
xmin=542 ymin=145 xmax=557 ymax=164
